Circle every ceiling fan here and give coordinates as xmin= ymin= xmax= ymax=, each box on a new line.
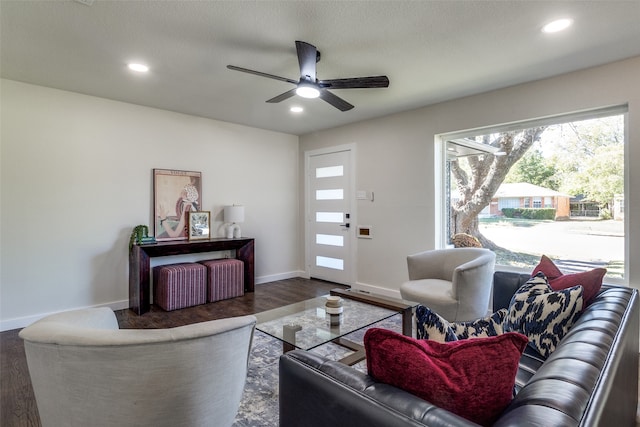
xmin=227 ymin=41 xmax=389 ymax=111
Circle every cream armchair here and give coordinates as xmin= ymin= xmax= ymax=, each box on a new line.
xmin=19 ymin=308 xmax=256 ymax=427
xmin=400 ymin=248 xmax=496 ymax=322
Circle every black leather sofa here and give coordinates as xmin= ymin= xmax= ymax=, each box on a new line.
xmin=279 ymin=271 xmax=639 ymax=426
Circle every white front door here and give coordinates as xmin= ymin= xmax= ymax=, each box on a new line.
xmin=306 ymin=147 xmax=355 ymax=285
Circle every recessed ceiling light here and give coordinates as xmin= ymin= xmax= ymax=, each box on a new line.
xmin=128 ymin=63 xmax=149 ymax=73
xmin=542 ymin=18 xmax=573 ymax=33
xmin=290 ymin=106 xmax=304 ymax=113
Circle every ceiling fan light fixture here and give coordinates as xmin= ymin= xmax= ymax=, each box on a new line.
xmin=296 ymin=83 xmax=320 ymax=99
xmin=227 ymin=41 xmax=388 ymax=111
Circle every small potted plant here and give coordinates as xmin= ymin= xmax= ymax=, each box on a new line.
xmin=129 ymin=225 xmax=156 ymax=250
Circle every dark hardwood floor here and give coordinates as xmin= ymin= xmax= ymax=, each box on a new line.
xmin=1 ymin=277 xmax=344 ymax=427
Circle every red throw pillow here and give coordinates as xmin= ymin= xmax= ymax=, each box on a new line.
xmin=532 ymin=255 xmax=606 ymax=304
xmin=364 ymin=328 xmax=528 ymax=426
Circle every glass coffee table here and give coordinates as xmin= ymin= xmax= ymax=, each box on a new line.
xmin=256 ymin=289 xmax=417 ymax=365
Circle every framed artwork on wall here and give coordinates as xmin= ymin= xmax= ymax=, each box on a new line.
xmin=188 ymin=211 xmax=211 ymax=240
xmin=153 ymin=169 xmax=202 ymax=241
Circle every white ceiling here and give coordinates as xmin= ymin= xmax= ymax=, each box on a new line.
xmin=2 ymin=1 xmax=639 ymax=135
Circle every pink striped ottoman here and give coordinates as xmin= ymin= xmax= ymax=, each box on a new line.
xmin=199 ymin=259 xmax=244 ymax=302
xmin=153 ymin=263 xmax=207 ymax=311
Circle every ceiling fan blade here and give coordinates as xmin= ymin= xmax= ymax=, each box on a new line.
xmin=227 ymin=65 xmax=297 ymax=85
xmin=295 ymin=41 xmax=317 ymax=81
xmin=266 ymin=89 xmax=297 ymax=103
xmin=319 ymin=90 xmax=354 ymax=111
xmin=319 ymin=75 xmax=390 ymax=89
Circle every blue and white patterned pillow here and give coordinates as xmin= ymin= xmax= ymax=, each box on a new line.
xmin=416 ymin=305 xmax=508 ymax=342
xmin=504 ymin=272 xmax=583 ymax=358
xmin=415 ymin=305 xmax=458 ymax=341
xmin=452 ymin=309 xmax=508 ymax=339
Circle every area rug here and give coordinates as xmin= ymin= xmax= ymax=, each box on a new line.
xmin=232 ymin=314 xmax=403 ymax=427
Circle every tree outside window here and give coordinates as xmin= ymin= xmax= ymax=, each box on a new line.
xmin=446 ymin=113 xmax=625 ymax=279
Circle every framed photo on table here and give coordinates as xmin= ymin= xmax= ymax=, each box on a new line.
xmin=153 ymin=169 xmax=202 ymax=241
xmin=188 ymin=211 xmax=211 ymax=240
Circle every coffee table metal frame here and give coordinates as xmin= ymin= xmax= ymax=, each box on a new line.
xmin=330 ymin=287 xmax=416 ymax=337
xmin=255 ymin=288 xmax=418 ymax=365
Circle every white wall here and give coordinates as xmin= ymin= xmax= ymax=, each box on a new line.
xmin=300 ymin=56 xmax=640 ymax=296
xmin=1 ymin=79 xmax=300 ymax=330
xmin=4 ymin=56 xmax=639 ymax=330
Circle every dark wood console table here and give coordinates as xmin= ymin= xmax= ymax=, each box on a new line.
xmin=129 ymin=238 xmax=255 ymax=315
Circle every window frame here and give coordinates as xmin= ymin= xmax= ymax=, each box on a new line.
xmin=435 ymin=105 xmax=629 ymax=284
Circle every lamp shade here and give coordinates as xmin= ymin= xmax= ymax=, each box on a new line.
xmin=224 ymin=205 xmax=244 ymax=223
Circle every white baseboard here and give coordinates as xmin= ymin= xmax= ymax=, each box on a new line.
xmin=1 ymin=299 xmax=130 ymax=332
xmin=4 ymin=272 xmax=389 ymax=332
xmin=350 ymin=281 xmax=402 ymax=299
xmin=256 ymin=270 xmax=305 ymax=284
xmin=1 ymin=271 xmax=311 ymax=332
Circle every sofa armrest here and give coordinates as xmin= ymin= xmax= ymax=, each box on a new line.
xmin=495 ymin=286 xmax=639 ymax=427
xmin=279 ymin=350 xmax=480 ymax=427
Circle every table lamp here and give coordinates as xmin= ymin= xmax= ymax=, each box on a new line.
xmin=224 ymin=205 xmax=245 ymax=238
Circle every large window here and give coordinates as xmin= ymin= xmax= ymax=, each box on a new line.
xmin=443 ymin=107 xmax=626 ymax=281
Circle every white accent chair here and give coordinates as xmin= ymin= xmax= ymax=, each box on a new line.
xmin=400 ymin=248 xmax=496 ymax=322
xmin=19 ymin=308 xmax=256 ymax=427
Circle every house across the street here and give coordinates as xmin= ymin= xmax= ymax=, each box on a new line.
xmin=481 ymin=182 xmax=572 ymax=219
